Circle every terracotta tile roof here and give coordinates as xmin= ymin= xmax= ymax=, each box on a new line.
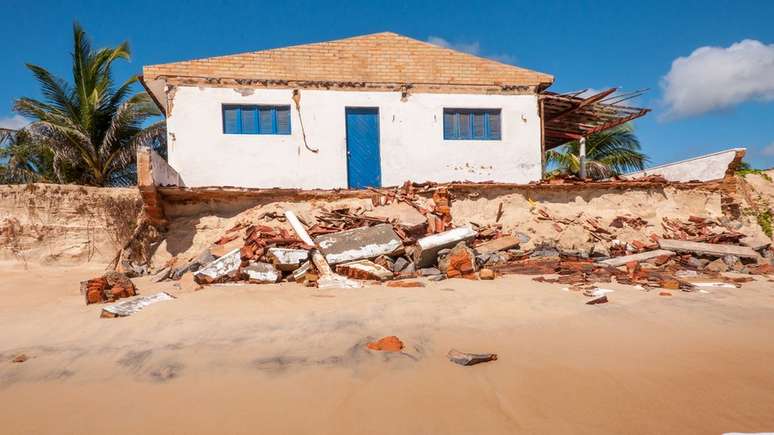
xmin=143 ymin=32 xmax=553 ymax=88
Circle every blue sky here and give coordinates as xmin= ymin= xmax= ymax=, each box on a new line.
xmin=2 ymin=0 xmax=773 ymax=168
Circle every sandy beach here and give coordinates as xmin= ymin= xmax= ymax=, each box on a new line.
xmin=1 ymin=261 xmax=773 ymax=434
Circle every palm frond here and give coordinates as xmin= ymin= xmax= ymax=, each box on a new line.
xmin=10 ymin=24 xmax=160 ymax=186
xmin=544 ymin=122 xmax=649 ymax=179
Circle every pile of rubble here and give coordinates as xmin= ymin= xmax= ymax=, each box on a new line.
xmin=152 ymin=184 xmax=774 ymax=291
xmin=80 ymin=272 xmax=138 ymax=304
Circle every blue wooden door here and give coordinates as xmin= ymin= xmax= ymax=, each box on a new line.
xmin=345 ymin=107 xmax=381 ymax=189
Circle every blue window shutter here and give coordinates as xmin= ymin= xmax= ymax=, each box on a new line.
xmin=241 ymin=106 xmax=257 ymax=134
xmin=258 ymin=107 xmax=273 ymax=134
xmin=472 ymin=111 xmax=486 ymax=139
xmin=442 ymin=108 xmax=501 ymax=140
xmin=443 ymin=110 xmax=456 ymax=139
xmin=276 ymin=106 xmax=291 ymax=134
xmin=459 ymin=111 xmax=472 ymax=139
xmin=223 ymin=106 xmax=239 ymax=134
xmin=488 ymin=110 xmax=501 ymax=139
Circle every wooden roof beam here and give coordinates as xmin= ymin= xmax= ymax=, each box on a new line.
xmin=544 ymin=88 xmax=617 ymax=122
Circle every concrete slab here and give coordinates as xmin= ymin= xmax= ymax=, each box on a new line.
xmin=314 ymin=223 xmax=403 ymax=265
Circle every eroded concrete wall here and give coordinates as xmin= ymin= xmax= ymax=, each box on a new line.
xmin=164 ymin=86 xmax=542 ymax=189
xmin=624 ymin=148 xmax=745 ymax=182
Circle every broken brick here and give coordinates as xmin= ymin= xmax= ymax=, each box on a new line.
xmin=366 ymin=336 xmax=404 ymax=352
xmin=336 ymin=260 xmax=394 ymax=281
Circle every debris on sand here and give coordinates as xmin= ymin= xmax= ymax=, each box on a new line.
xmin=366 ymin=336 xmax=404 ymax=352
xmin=286 ymin=210 xmax=362 ymax=289
xmin=336 ymin=260 xmax=394 ymax=281
xmin=479 ymin=268 xmax=495 ymax=280
xmin=80 ymin=272 xmax=137 ymax=305
xmin=242 ymin=262 xmax=280 ymax=284
xmin=145 ymin=178 xmax=774 ymax=295
xmin=658 ymin=239 xmax=759 ymax=260
xmin=586 ymin=295 xmax=609 ymax=305
xmin=447 ymin=349 xmax=498 ymax=366
xmin=11 ymin=354 xmax=29 ymax=363
xmin=194 ymin=248 xmax=241 ymax=284
xmin=414 ymin=227 xmax=477 ymax=268
xmin=386 ymin=280 xmax=426 ymax=288
xmin=315 ymin=223 xmax=403 ymax=265
xmin=439 ymin=241 xmax=478 ymax=279
xmin=100 ymin=292 xmax=176 ymax=318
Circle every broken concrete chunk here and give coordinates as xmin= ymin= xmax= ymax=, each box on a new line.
xmin=740 ymin=235 xmax=771 ymax=252
xmin=267 ymin=247 xmax=309 ymax=271
xmin=291 ymin=260 xmax=313 ymax=282
xmin=419 ymin=267 xmax=441 ymax=276
xmin=393 ymin=257 xmax=410 ymax=273
xmin=100 ymin=292 xmax=175 ymax=318
xmin=586 ymin=295 xmax=609 ymax=305
xmin=475 ymin=235 xmax=521 ymax=255
xmin=373 ymin=255 xmax=395 ymax=272
xmin=414 ymin=226 xmax=477 ymax=268
xmin=336 ymin=260 xmax=394 ymax=281
xmin=447 ymin=349 xmax=497 ymax=366
xmin=705 ymin=258 xmax=728 ymax=273
xmin=515 ymin=232 xmax=531 ymax=244
xmin=532 ymin=242 xmax=562 ymax=258
xmin=171 ymin=248 xmax=216 ymax=280
xmin=658 ymin=239 xmax=759 ymax=259
xmin=476 ymin=251 xmax=509 ymax=267
xmin=314 ymin=223 xmax=403 ymax=265
xmin=597 ymin=249 xmax=676 ymax=267
xmin=368 ymin=202 xmax=426 ymax=232
xmin=243 ymin=262 xmax=280 ymax=284
xmin=151 ymin=266 xmax=171 ymax=283
xmin=194 ymin=248 xmax=241 ymax=284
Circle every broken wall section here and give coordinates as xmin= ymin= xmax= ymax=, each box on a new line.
xmin=0 ymin=184 xmax=141 ymax=264
xmin=152 ymin=180 xmax=770 ymax=270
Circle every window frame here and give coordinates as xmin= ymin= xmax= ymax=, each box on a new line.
xmin=443 ymin=108 xmax=502 ymax=141
xmin=222 ymin=104 xmax=291 ymax=135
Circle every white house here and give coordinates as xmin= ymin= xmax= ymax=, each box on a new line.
xmin=141 ymin=32 xmax=641 ymax=190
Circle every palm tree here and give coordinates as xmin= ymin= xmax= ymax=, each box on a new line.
xmin=545 ymin=123 xmax=648 ymax=179
xmin=13 ymin=23 xmax=165 ymax=186
xmin=0 ymin=128 xmax=57 ymax=183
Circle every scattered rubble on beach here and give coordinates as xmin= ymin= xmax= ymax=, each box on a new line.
xmin=138 ymin=179 xmax=773 ymax=299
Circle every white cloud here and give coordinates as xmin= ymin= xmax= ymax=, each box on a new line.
xmin=661 ymin=39 xmax=774 ymax=119
xmin=0 ymin=115 xmax=28 ymax=130
xmin=427 ymin=36 xmax=515 ymax=65
xmin=762 ymin=141 xmax=774 ymax=157
xmin=427 ymin=36 xmax=481 ymax=55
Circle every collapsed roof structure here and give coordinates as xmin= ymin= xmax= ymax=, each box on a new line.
xmin=540 ymin=88 xmax=650 ymax=150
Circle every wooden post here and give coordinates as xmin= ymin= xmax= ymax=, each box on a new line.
xmin=539 ymin=97 xmax=546 ymax=179
xmin=579 ymin=136 xmax=587 ymax=180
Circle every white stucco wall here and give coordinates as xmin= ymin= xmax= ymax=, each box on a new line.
xmin=165 ymin=86 xmax=542 ymax=189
